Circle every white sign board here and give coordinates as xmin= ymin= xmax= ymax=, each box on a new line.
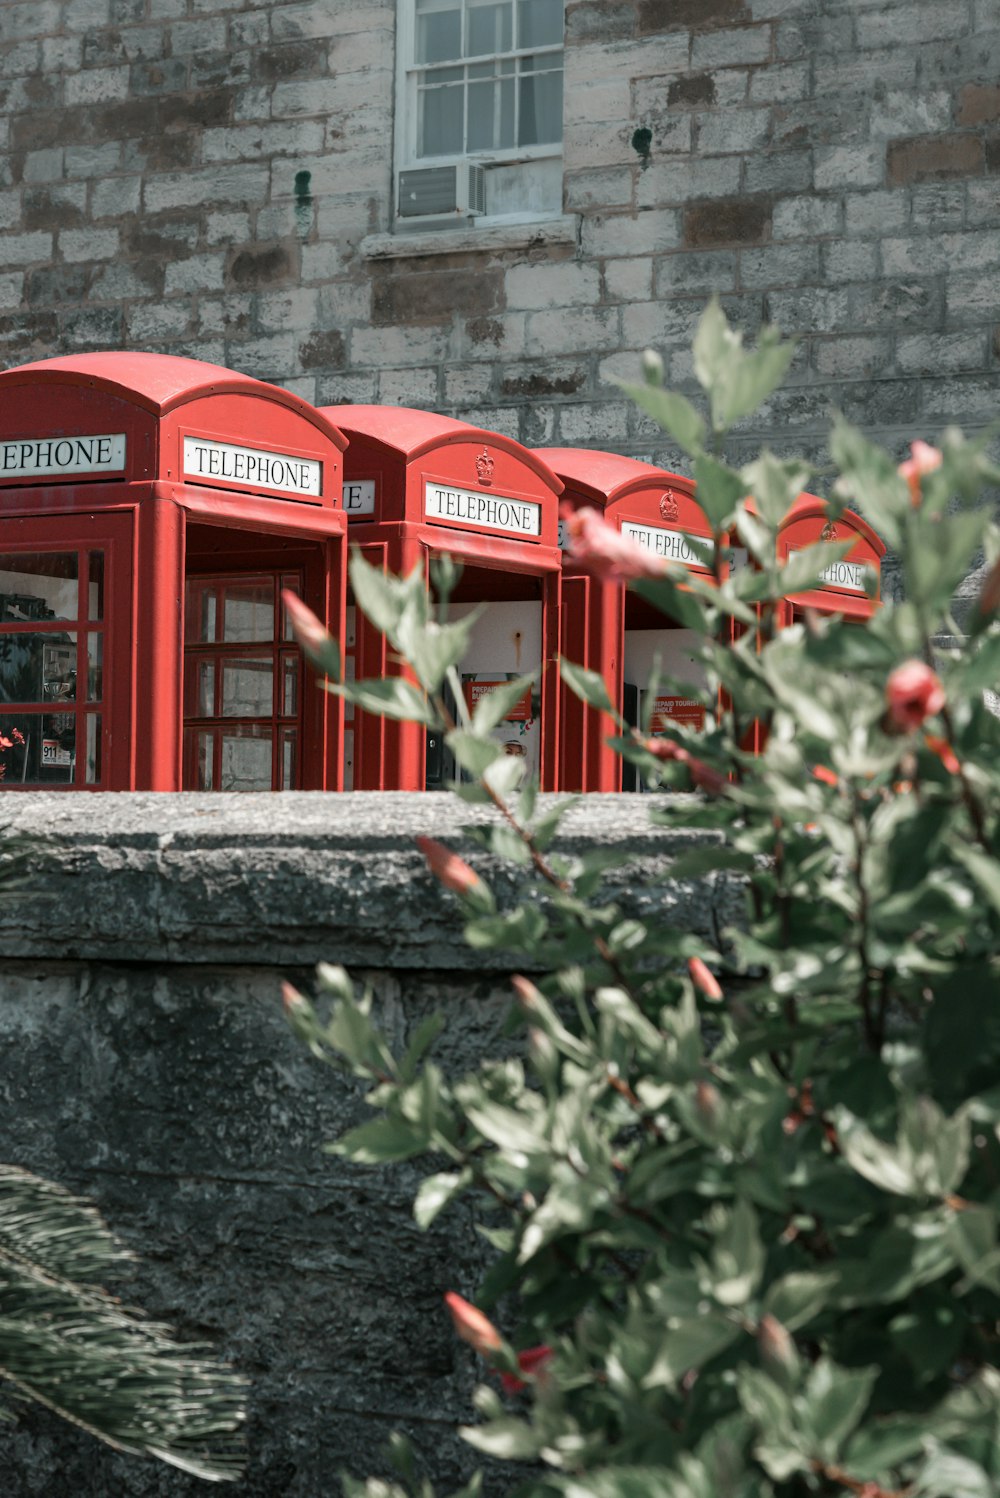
xmin=0 ymin=433 xmax=126 ymax=480
xmin=183 ymin=436 xmax=322 ymax=498
xmin=789 ymin=549 xmax=871 ymax=595
xmin=621 ymin=521 xmax=710 ymax=570
xmin=344 ymin=479 xmax=376 ymax=516
xmin=425 ymin=481 xmax=540 ymax=538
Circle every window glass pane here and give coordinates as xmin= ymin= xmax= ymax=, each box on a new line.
xmin=0 ymin=632 xmax=77 ymax=705
xmin=500 ymin=74 xmax=515 ymax=146
xmin=416 ymin=2 xmax=461 ymax=62
xmin=220 ymin=726 xmax=273 ymax=792
xmin=419 ymin=74 xmax=464 ymax=156
xmin=88 ymin=552 xmax=104 ymax=621
xmin=85 ymin=714 xmax=101 ymax=785
xmin=221 ymin=656 xmax=274 ymax=717
xmin=517 ymin=0 xmax=562 ymax=48
xmin=87 ymin=633 xmax=102 ymax=702
xmin=222 ymin=580 xmax=274 ymax=642
xmin=467 ymin=1 xmax=511 ymax=56
xmin=0 ymin=553 xmax=78 ymax=622
xmin=519 ymin=63 xmax=562 ymax=145
xmin=468 ymin=78 xmax=496 ymax=150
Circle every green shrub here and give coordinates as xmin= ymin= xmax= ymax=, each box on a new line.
xmin=287 ymin=300 xmax=1000 ymax=1498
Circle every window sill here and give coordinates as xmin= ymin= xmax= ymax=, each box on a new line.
xmin=360 ymin=214 xmax=579 ymax=261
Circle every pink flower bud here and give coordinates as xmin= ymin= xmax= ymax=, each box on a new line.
xmin=511 ymin=974 xmax=541 ymax=1010
xmin=281 ymin=589 xmax=331 ymax=658
xmin=812 ymin=764 xmax=838 ymax=787
xmin=758 ymin=1314 xmax=797 ymax=1376
xmin=500 ymin=1344 xmax=553 ymax=1395
xmin=898 ymin=440 xmax=942 ymax=507
xmin=281 ymin=981 xmax=308 ymax=1014
xmin=688 ymin=956 xmax=723 ymax=1000
xmin=886 ymin=660 xmax=946 ymax=731
xmin=444 ymin=1292 xmax=503 ymax=1357
xmin=561 ymin=502 xmax=668 ymax=584
xmin=695 ymin=1079 xmax=722 ymax=1127
xmin=416 ymin=836 xmax=484 ymax=898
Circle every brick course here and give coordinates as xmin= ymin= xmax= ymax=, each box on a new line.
xmin=0 ymin=0 xmax=997 ymax=488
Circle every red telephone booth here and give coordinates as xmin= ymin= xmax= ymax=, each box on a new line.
xmin=777 ymin=494 xmax=885 ymax=627
xmin=540 ymin=448 xmax=717 ymax=792
xmin=0 ymin=352 xmax=347 ymax=792
xmin=318 ymin=406 xmax=563 ymax=791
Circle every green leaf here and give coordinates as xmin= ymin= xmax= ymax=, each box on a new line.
xmin=332 ymin=675 xmax=436 ymax=725
xmin=742 ymin=451 xmax=813 ymax=530
xmin=446 ymin=729 xmax=504 ymax=777
xmin=459 ymin=1417 xmax=542 ymax=1461
xmin=692 ymin=297 xmax=738 ymax=395
xmin=777 ymin=539 xmax=855 ymax=597
xmin=469 ymin=673 xmax=538 ymax=734
xmin=916 ymin=1446 xmax=993 ymax=1498
xmin=614 ymin=381 xmax=707 ymax=456
xmin=330 ymin=1115 xmax=426 ymax=1164
xmin=692 ymin=452 xmax=745 ymax=531
xmin=413 ymin=1169 xmax=472 ymax=1229
xmin=642 ymin=1315 xmax=741 ymax=1389
xmin=708 ymin=1197 xmax=765 ymax=1307
xmin=763 ymin=1271 xmax=837 ymax=1332
xmin=947 ymin=1204 xmax=1000 ymax=1295
xmin=715 ymin=335 xmax=796 ymax=431
xmin=802 ymin=1358 xmax=876 ymax=1463
xmin=559 ymin=658 xmax=620 ymax=719
xmin=349 ymin=549 xmax=422 ymax=637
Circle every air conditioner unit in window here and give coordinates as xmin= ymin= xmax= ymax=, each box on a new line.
xmin=398 ymin=164 xmax=486 ymax=221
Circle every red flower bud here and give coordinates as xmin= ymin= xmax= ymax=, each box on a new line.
xmin=695 ymin=1079 xmax=722 ymax=1127
xmin=281 ymin=980 xmax=308 ymax=1014
xmin=898 ymin=440 xmax=942 ymax=507
xmin=688 ymin=956 xmax=723 ymax=1001
xmin=560 ymin=502 xmax=668 ymax=584
xmin=886 ymin=660 xmax=945 ymax=731
xmin=511 ymin=974 xmax=541 ymax=1010
xmin=416 ymin=835 xmax=484 ymax=898
xmin=812 ymin=764 xmax=838 ymax=787
xmin=281 ymin=589 xmax=331 ymax=658
xmin=500 ymin=1344 xmax=552 ymax=1395
xmin=444 ymin=1292 xmax=503 ymax=1357
xmin=924 ymin=733 xmax=960 ymax=775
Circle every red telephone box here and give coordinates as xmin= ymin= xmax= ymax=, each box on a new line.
xmin=318 ymin=405 xmax=563 ymax=791
xmin=776 ymin=494 xmax=885 ymax=627
xmin=540 ymin=448 xmax=717 ymax=792
xmin=0 ymin=352 xmax=347 ymax=792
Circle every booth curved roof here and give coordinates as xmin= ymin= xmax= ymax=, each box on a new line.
xmin=321 ymin=404 xmax=563 ymax=494
xmin=778 ymin=492 xmax=886 ymax=556
xmin=2 ymin=352 xmax=347 ymax=445
xmin=537 ymin=447 xmax=694 ymax=505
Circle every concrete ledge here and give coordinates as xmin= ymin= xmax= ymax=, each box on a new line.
xmin=360 ymin=214 xmax=579 ymax=259
xmin=0 ymin=792 xmax=739 ymax=967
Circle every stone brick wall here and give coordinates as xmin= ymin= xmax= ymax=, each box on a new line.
xmin=1 ymin=0 xmax=999 ymax=484
xmin=0 ymin=792 xmax=740 ymax=1496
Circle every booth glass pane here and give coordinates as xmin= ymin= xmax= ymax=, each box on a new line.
xmin=87 ymin=634 xmax=103 ymax=702
xmin=193 ymin=730 xmax=214 ymax=791
xmin=196 ymin=659 xmax=216 ymax=716
xmin=0 ymin=712 xmax=75 ymax=785
xmin=280 ymin=728 xmax=298 ymax=789
xmin=84 ymin=714 xmax=101 ymax=784
xmin=281 ymin=575 xmax=300 ymax=640
xmin=220 ymin=726 xmax=273 ymax=791
xmin=88 ymin=552 xmax=104 ymax=621
xmin=282 ymin=655 xmax=299 ymax=716
xmin=0 ymin=632 xmax=77 ymax=706
xmin=223 ymin=580 xmax=274 ymax=643
xmin=0 ymin=553 xmax=78 ymax=622
xmin=221 ymin=656 xmax=274 ymax=718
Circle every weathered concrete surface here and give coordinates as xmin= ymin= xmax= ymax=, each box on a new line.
xmin=0 ymin=791 xmax=741 ymax=965
xmin=0 ymin=793 xmax=739 ymax=1495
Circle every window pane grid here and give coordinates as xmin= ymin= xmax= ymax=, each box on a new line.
xmin=416 ymin=53 xmax=562 ymax=156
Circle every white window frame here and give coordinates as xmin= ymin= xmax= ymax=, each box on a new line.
xmin=393 ymin=0 xmax=564 ymax=230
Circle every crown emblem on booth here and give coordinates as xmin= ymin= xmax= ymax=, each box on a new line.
xmin=659 ymin=489 xmax=679 ymax=523
xmin=821 ymin=520 xmax=837 ymax=541
xmin=475 ymin=449 xmax=494 ymax=486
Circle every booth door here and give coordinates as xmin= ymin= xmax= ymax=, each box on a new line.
xmin=183 ymin=572 xmax=303 ymax=791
